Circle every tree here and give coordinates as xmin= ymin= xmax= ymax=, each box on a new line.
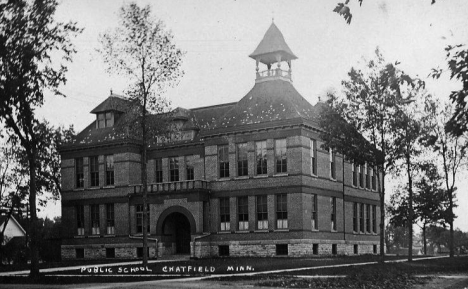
xmin=0 ymin=0 xmax=80 ymax=277
xmin=333 ymin=0 xmax=436 ymax=24
xmin=422 ymin=100 xmax=468 ymax=257
xmin=319 ymin=48 xmax=424 ymax=262
xmin=99 ymin=2 xmax=183 ymax=266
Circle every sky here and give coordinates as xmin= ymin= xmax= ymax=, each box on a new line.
xmin=37 ymin=0 xmax=468 ymax=231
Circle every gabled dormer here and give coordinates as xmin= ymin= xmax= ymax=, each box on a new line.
xmin=90 ymin=93 xmax=129 ymax=129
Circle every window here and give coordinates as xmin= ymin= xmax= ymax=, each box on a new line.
xmin=76 ymin=248 xmax=84 ymax=259
xmin=256 ymin=195 xmax=268 ymax=230
xmin=313 ymin=244 xmax=319 ymax=255
xmin=185 ymin=156 xmax=194 ymax=180
xmin=219 ymin=245 xmax=229 ymax=256
xmin=237 ymin=196 xmax=248 ymax=230
xmin=366 ymin=204 xmax=371 ymax=233
xmin=98 ymin=113 xmax=105 ymax=128
xmin=275 ymin=139 xmax=287 ymax=173
xmin=105 ymin=155 xmax=114 ymax=186
xmin=353 ymin=203 xmax=358 ymax=232
xmin=372 ymin=205 xmax=377 ymax=233
xmin=89 ymin=156 xmax=99 ymax=187
xmin=106 ymin=248 xmax=115 ymax=258
xmin=106 ymin=203 xmax=115 ymax=235
xmin=155 ymin=158 xmax=163 ymax=183
xmin=359 ymin=203 xmax=365 ymax=233
xmin=373 ymin=245 xmax=377 ymax=254
xmin=311 ymin=194 xmax=318 ymax=230
xmin=169 ymin=157 xmax=179 ymax=182
xmin=332 ymin=244 xmax=337 ymax=255
xmin=137 ymin=247 xmax=149 ymax=258
xmin=354 ymin=244 xmax=358 ymax=254
xmin=371 ymin=168 xmax=377 ymax=190
xmin=329 ymin=148 xmax=336 ymax=179
xmin=359 ymin=165 xmax=364 ymax=188
xmin=218 ymin=145 xmax=229 ymax=178
xmin=276 ymin=194 xmax=288 ymax=229
xmin=276 ymin=244 xmax=288 ymax=256
xmin=256 ymin=141 xmax=267 ymax=175
xmin=75 ymin=157 xmax=84 ymax=188
xmin=237 ymin=143 xmax=248 ymax=176
xmin=352 ymin=163 xmax=358 ymax=186
xmin=331 ymin=197 xmax=336 ymax=231
xmin=220 ymin=198 xmax=230 ymax=231
xmin=76 ymin=205 xmax=84 ymax=235
xmin=90 ymin=204 xmax=100 ymax=235
xmin=310 ymin=139 xmax=317 ymax=175
xmin=136 ymin=204 xmax=150 ymax=233
xmin=365 ymin=164 xmax=370 ymax=189
xmin=97 ymin=112 xmax=113 ymax=128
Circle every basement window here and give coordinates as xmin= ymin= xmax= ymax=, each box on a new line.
xmin=106 ymin=248 xmax=115 ymax=258
xmin=76 ymin=248 xmax=84 ymax=259
xmin=276 ymin=244 xmax=288 ymax=256
xmin=219 ymin=245 xmax=230 ymax=257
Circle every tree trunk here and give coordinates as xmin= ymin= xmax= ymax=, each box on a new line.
xmin=423 ymin=223 xmax=427 ymax=256
xmin=449 ymin=189 xmax=454 ymax=258
xmin=379 ymin=169 xmax=385 ymax=263
xmin=141 ymin=101 xmax=148 ymax=266
xmin=406 ymin=154 xmax=413 ymax=262
xmin=28 ymin=150 xmax=39 ymax=278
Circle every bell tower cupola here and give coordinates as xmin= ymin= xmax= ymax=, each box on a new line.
xmin=249 ymin=21 xmax=297 ymax=83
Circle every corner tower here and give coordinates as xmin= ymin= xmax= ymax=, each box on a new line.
xmin=249 ymin=21 xmax=297 ymax=83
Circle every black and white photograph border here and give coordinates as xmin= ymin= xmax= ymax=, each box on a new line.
xmin=0 ymin=1 xmax=467 ymax=288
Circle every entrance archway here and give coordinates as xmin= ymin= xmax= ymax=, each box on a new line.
xmin=161 ymin=212 xmax=191 ymax=254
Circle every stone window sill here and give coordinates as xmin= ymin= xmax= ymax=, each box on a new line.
xmin=74 ymin=235 xmax=85 ymax=238
xmin=88 ymin=187 xmax=100 ymax=190
xmin=218 ymin=177 xmax=230 ymax=181
xmin=73 ymin=188 xmax=85 ymax=192
xmin=88 ymin=235 xmax=101 ymax=238
xmin=218 ymin=231 xmax=231 ymax=234
xmin=274 ymin=229 xmax=289 ymax=232
xmin=235 ymin=176 xmax=249 ymax=180
xmin=235 ymin=230 xmax=249 ymax=234
xmin=253 ymin=175 xmax=268 ymax=179
xmin=254 ymin=230 xmax=269 ymax=233
xmin=103 ymin=185 xmax=115 ymax=189
xmin=104 ymin=234 xmax=116 ymax=238
xmin=273 ymin=173 xmax=288 ymax=177
xmin=311 ymin=229 xmax=319 ymax=232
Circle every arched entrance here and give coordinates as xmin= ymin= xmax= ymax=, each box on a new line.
xmin=161 ymin=212 xmax=191 ymax=254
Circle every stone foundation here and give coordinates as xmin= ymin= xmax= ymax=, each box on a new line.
xmin=61 ymin=243 xmax=157 ymax=260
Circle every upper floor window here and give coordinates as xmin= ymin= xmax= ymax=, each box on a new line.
xmin=331 ymin=197 xmax=337 ymax=231
xmin=371 ymin=168 xmax=377 ymax=190
xmin=256 ymin=195 xmax=268 ymax=230
xmin=256 ymin=141 xmax=267 ymax=175
xmin=97 ymin=112 xmax=114 ymax=128
xmin=237 ymin=196 xmax=248 ymax=231
xmin=352 ymin=163 xmax=358 ymax=187
xmin=75 ymin=157 xmax=84 ymax=188
xmin=366 ymin=204 xmax=371 ymax=233
xmin=329 ymin=148 xmax=336 ymax=180
xmin=237 ymin=143 xmax=248 ymax=177
xmin=276 ymin=194 xmax=288 ymax=229
xmin=359 ymin=165 xmax=364 ymax=188
xmin=105 ymin=155 xmax=114 ymax=186
xmin=220 ymin=197 xmax=230 ymax=231
xmin=90 ymin=204 xmax=100 ymax=235
xmin=218 ymin=145 xmax=230 ymax=178
xmin=106 ymin=203 xmax=115 ymax=235
xmin=365 ymin=164 xmax=370 ymax=189
xmin=89 ymin=156 xmax=99 ymax=187
xmin=155 ymin=158 xmax=163 ymax=183
xmin=136 ymin=204 xmax=150 ymax=233
xmin=275 ymin=139 xmax=287 ymax=173
xmin=185 ymin=156 xmax=194 ymax=180
xmin=76 ymin=205 xmax=84 ymax=235
xmin=310 ymin=139 xmax=317 ymax=176
xmin=169 ymin=157 xmax=179 ymax=182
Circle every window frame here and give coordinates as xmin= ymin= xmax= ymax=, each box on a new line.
xmin=76 ymin=205 xmax=85 ymax=236
xmin=353 ymin=202 xmax=358 ymax=232
xmin=89 ymin=156 xmax=99 ymax=187
xmin=105 ymin=155 xmax=114 ymax=186
xmin=256 ymin=195 xmax=268 ymax=230
xmin=255 ymin=140 xmax=267 ymax=175
xmin=185 ymin=155 xmax=195 ymax=181
xmin=359 ymin=203 xmax=365 ymax=233
xmin=372 ymin=205 xmax=377 ymax=233
xmin=219 ymin=197 xmax=230 ymax=231
xmin=237 ymin=143 xmax=248 ymax=177
xmin=275 ymin=139 xmax=287 ymax=174
xmin=366 ymin=204 xmax=371 ymax=233
xmin=106 ymin=203 xmax=115 ymax=235
xmin=218 ymin=145 xmax=230 ymax=178
xmin=90 ymin=204 xmax=100 ymax=235
xmin=276 ymin=194 xmax=288 ymax=229
xmin=237 ymin=196 xmax=249 ymax=231
xmin=136 ymin=204 xmax=150 ymax=234
xmin=331 ymin=197 xmax=337 ymax=231
xmin=329 ymin=148 xmax=336 ymax=180
xmin=169 ymin=157 xmax=179 ymax=182
xmin=311 ymin=194 xmax=318 ymax=230
xmin=155 ymin=158 xmax=163 ymax=183
xmin=75 ymin=157 xmax=84 ymax=189
xmin=310 ymin=139 xmax=317 ymax=176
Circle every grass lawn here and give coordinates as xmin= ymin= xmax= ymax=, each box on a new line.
xmin=210 ymin=256 xmax=468 ymax=289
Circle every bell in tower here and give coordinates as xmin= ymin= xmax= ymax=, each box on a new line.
xmin=249 ymin=21 xmax=297 ymax=83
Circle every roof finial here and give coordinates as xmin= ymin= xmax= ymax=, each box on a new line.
xmin=110 ymin=88 xmax=113 ymax=95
